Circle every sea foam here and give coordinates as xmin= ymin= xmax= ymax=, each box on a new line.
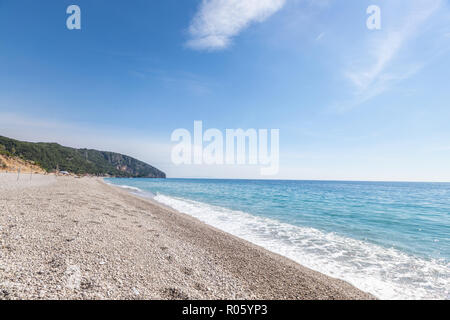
xmin=154 ymin=193 xmax=450 ymax=300
xmin=104 ymin=181 xmax=146 ymax=194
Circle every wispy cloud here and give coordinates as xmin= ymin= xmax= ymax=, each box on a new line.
xmin=186 ymin=0 xmax=286 ymax=51
xmin=130 ymin=69 xmax=214 ymax=96
xmin=340 ymin=0 xmax=446 ymax=111
xmin=316 ymin=32 xmax=325 ymax=41
xmin=347 ymin=1 xmax=440 ymax=90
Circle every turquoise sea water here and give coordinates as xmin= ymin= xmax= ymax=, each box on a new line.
xmin=105 ymin=178 xmax=450 ymax=299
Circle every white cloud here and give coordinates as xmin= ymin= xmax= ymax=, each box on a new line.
xmin=342 ymin=0 xmax=445 ymax=110
xmin=186 ymin=0 xmax=286 ymax=50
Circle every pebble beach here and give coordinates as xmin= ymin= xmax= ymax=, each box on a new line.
xmin=0 ymin=173 xmax=374 ymax=300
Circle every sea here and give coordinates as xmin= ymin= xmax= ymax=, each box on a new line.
xmin=105 ymin=178 xmax=450 ymax=300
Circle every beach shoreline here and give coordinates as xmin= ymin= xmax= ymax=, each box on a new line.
xmin=0 ymin=174 xmax=374 ymax=300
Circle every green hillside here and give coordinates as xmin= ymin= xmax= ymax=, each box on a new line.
xmin=0 ymin=135 xmax=166 ymax=178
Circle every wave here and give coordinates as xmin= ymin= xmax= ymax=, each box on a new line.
xmin=116 ymin=185 xmax=145 ymax=193
xmin=153 ymin=193 xmax=450 ymax=300
xmin=104 ymin=181 xmax=155 ymax=197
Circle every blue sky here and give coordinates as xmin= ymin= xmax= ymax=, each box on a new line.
xmin=1 ymin=0 xmax=450 ymax=181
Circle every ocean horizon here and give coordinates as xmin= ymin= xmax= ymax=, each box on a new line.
xmin=106 ymin=178 xmax=450 ymax=300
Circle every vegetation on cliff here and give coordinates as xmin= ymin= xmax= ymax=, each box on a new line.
xmin=0 ymin=135 xmax=166 ymax=178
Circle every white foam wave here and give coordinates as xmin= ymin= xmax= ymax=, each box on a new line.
xmin=117 ymin=185 xmax=144 ymax=193
xmin=104 ymin=181 xmax=156 ymax=197
xmin=154 ymin=194 xmax=450 ymax=300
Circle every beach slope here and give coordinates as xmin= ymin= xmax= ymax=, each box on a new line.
xmin=0 ymin=174 xmax=374 ymax=299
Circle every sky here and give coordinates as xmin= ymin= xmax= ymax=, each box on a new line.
xmin=1 ymin=0 xmax=450 ymax=181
